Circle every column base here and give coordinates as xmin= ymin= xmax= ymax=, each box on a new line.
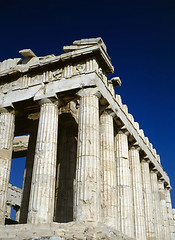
xmin=0 ymin=221 xmax=135 ymax=240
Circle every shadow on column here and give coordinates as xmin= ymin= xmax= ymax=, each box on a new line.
xmin=19 ymin=120 xmax=38 ymax=223
xmin=55 ymin=113 xmax=77 ymax=223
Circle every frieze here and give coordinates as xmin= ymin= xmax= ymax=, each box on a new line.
xmin=52 ymin=69 xmax=62 ymax=80
xmin=75 ymin=63 xmax=86 ymax=74
xmin=0 ymin=58 xmax=103 ymax=95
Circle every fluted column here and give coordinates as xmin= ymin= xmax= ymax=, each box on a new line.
xmin=115 ymin=129 xmax=134 ymax=237
xmin=27 ymin=98 xmax=59 ymax=224
xmin=74 ymin=88 xmax=100 ymax=221
xmin=100 ymin=109 xmax=117 ymax=228
xmin=158 ymin=180 xmax=171 ymax=240
xmin=172 ymin=209 xmax=175 ymax=239
xmin=0 ymin=108 xmax=15 ymax=224
xmin=150 ymin=169 xmax=162 ymax=240
xmin=141 ymin=158 xmax=156 ymax=240
xmin=165 ymin=187 xmax=174 ymax=240
xmin=129 ymin=145 xmax=146 ymax=240
xmin=20 ymin=120 xmax=38 ymax=223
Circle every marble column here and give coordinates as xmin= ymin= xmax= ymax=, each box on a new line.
xmin=129 ymin=145 xmax=146 ymax=240
xmin=115 ymin=129 xmax=134 ymax=237
xmin=74 ymin=88 xmax=100 ymax=221
xmin=20 ymin=120 xmax=38 ymax=223
xmin=150 ymin=169 xmax=162 ymax=240
xmin=100 ymin=109 xmax=117 ymax=228
xmin=141 ymin=158 xmax=156 ymax=240
xmin=172 ymin=209 xmax=175 ymax=239
xmin=27 ymin=98 xmax=59 ymax=224
xmin=0 ymin=108 xmax=15 ymax=224
xmin=165 ymin=187 xmax=174 ymax=240
xmin=158 ymin=180 xmax=171 ymax=240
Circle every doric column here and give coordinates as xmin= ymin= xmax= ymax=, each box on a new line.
xmin=158 ymin=180 xmax=171 ymax=240
xmin=150 ymin=169 xmax=162 ymax=240
xmin=27 ymin=98 xmax=59 ymax=224
xmin=141 ymin=158 xmax=156 ymax=240
xmin=165 ymin=187 xmax=174 ymax=240
xmin=100 ymin=109 xmax=117 ymax=228
xmin=172 ymin=209 xmax=175 ymax=239
xmin=115 ymin=129 xmax=134 ymax=237
xmin=129 ymin=145 xmax=146 ymax=240
xmin=0 ymin=108 xmax=15 ymax=224
xmin=74 ymin=88 xmax=100 ymax=221
xmin=20 ymin=120 xmax=38 ymax=223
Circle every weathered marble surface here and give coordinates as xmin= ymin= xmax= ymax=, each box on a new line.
xmin=27 ymin=100 xmax=59 ymax=224
xmin=100 ymin=110 xmax=117 ymax=228
xmin=13 ymin=135 xmax=29 ymax=152
xmin=129 ymin=146 xmax=146 ymax=240
xmin=0 ymin=109 xmax=15 ymax=224
xmin=150 ymin=170 xmax=162 ymax=240
xmin=74 ymin=88 xmax=100 ymax=222
xmin=0 ymin=221 xmax=134 ymax=240
xmin=158 ymin=180 xmax=171 ymax=240
xmin=165 ymin=188 xmax=175 ymax=239
xmin=115 ymin=130 xmax=134 ymax=238
xmin=141 ymin=159 xmax=155 ymax=240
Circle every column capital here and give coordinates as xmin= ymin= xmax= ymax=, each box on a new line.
xmin=39 ymin=97 xmax=62 ymax=107
xmin=118 ymin=126 xmax=130 ymax=136
xmin=151 ymin=167 xmax=158 ymax=174
xmin=77 ymin=87 xmax=101 ymax=99
xmin=101 ymin=108 xmax=116 ymax=117
xmin=0 ymin=106 xmax=15 ymax=114
xmin=165 ymin=185 xmax=172 ymax=190
xmin=130 ymin=142 xmax=141 ymax=151
xmin=159 ymin=177 xmax=165 ymax=184
xmin=141 ymin=156 xmax=151 ymax=163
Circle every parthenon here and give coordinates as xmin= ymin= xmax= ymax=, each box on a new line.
xmin=0 ymin=38 xmax=174 ymax=239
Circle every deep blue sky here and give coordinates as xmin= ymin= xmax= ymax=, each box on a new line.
xmin=1 ymin=0 xmax=175 ymax=207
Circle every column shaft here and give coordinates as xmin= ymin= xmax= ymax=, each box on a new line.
xmin=20 ymin=120 xmax=38 ymax=223
xmin=129 ymin=146 xmax=146 ymax=240
xmin=172 ymin=209 xmax=175 ymax=239
xmin=0 ymin=109 xmax=15 ymax=224
xmin=28 ymin=100 xmax=58 ymax=224
xmin=115 ymin=131 xmax=134 ymax=237
xmin=74 ymin=93 xmax=100 ymax=221
xmin=158 ymin=181 xmax=171 ymax=240
xmin=150 ymin=170 xmax=162 ymax=240
xmin=165 ymin=188 xmax=174 ymax=240
xmin=100 ymin=110 xmax=117 ymax=228
xmin=141 ymin=160 xmax=156 ymax=240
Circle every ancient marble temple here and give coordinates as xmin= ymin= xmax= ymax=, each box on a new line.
xmin=0 ymin=38 xmax=174 ymax=240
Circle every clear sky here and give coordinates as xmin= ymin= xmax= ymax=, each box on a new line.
xmin=1 ymin=0 xmax=175 ymax=207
